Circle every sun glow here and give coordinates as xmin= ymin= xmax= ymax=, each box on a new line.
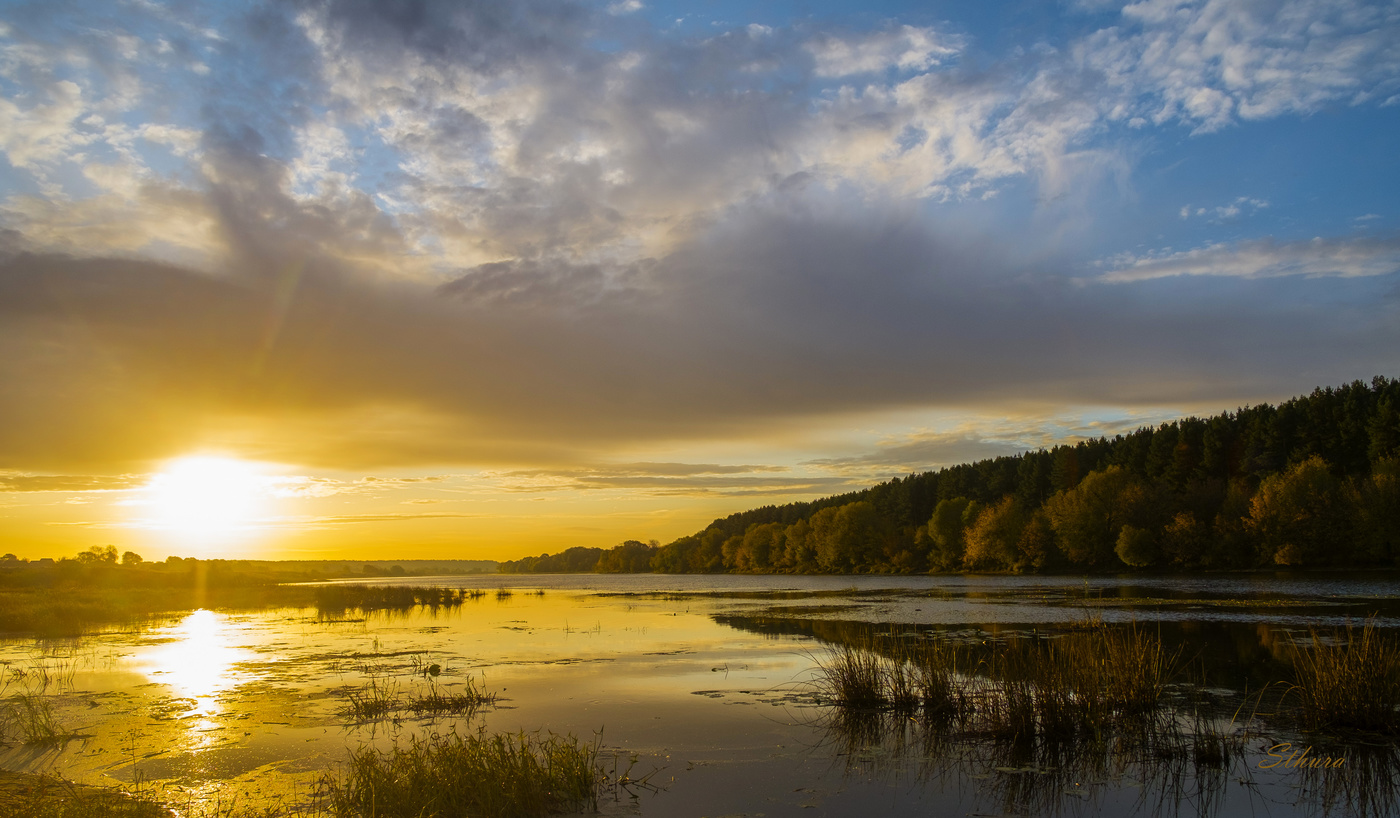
xmin=142 ymin=456 xmax=268 ymax=536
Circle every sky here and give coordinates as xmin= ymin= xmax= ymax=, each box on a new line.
xmin=1 ymin=0 xmax=1398 ymax=561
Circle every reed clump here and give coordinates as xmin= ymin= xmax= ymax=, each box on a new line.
xmin=314 ymin=586 xmax=469 ymax=618
xmin=815 ymin=644 xmax=887 ymax=710
xmin=812 ymin=622 xmax=1181 ymax=743
xmin=0 ymin=772 xmax=169 ymax=818
xmin=0 ymin=694 xmax=75 ymax=746
xmin=321 ymin=729 xmax=602 ymax=818
xmin=407 ymin=676 xmax=498 ymax=717
xmin=1290 ymin=618 xmax=1400 ymax=734
xmin=341 ymin=677 xmax=400 ymax=721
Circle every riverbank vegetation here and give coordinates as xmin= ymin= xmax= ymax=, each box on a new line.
xmin=808 ymin=618 xmax=1400 ymax=739
xmin=0 ymin=555 xmax=498 ymax=636
xmin=811 ymin=622 xmax=1184 ymax=743
xmin=321 ymin=730 xmax=603 ymax=818
xmin=503 ymin=377 xmax=1400 ymax=575
xmin=805 ymin=619 xmax=1400 ymax=818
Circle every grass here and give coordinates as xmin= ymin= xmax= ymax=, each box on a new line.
xmin=341 ymin=676 xmax=400 ymax=721
xmin=811 ymin=622 xmax=1183 ymax=744
xmin=1289 ymin=618 xmax=1400 ymax=734
xmin=320 ymin=729 xmax=602 ymax=818
xmin=0 ymin=578 xmax=487 ymax=637
xmin=1 ymin=692 xmax=77 ymax=745
xmin=406 ymin=677 xmax=497 ymax=717
xmin=813 ymin=644 xmax=886 ymax=709
xmin=0 ymin=772 xmax=170 ymax=818
xmin=340 ymin=672 xmax=497 ymax=721
xmin=313 ymin=586 xmax=472 ymax=618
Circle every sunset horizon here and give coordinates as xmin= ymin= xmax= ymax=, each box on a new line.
xmin=2 ymin=0 xmax=1398 ymax=563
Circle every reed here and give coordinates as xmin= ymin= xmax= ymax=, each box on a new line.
xmin=813 ymin=622 xmax=1181 ymax=744
xmin=910 ymin=640 xmax=969 ymax=719
xmin=341 ymin=677 xmax=399 ymax=721
xmin=1289 ymin=618 xmax=1400 ymax=734
xmin=406 ymin=676 xmax=497 ymax=717
xmin=321 ymin=729 xmax=602 ymax=818
xmin=314 ymin=586 xmax=468 ymax=617
xmin=813 ymin=643 xmax=886 ymax=710
xmin=1 ymin=693 xmax=75 ymax=746
xmin=0 ymin=772 xmax=169 ymax=818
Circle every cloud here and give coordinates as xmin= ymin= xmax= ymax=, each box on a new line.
xmin=310 ymin=512 xmax=478 ymax=524
xmin=1080 ymin=0 xmax=1400 ymax=132
xmin=1099 ymin=236 xmax=1400 ymax=282
xmin=0 ymin=0 xmax=1398 ymax=476
xmin=807 ymin=25 xmax=963 ymax=77
xmin=5 ymin=202 xmax=1398 ymax=473
xmin=1178 ymin=196 xmax=1268 ymax=221
xmin=0 ymin=472 xmax=143 ymax=492
xmin=490 ymin=462 xmax=852 ymax=497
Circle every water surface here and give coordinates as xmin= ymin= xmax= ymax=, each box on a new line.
xmin=2 ymin=573 xmax=1395 ymax=817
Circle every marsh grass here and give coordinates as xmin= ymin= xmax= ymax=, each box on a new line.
xmin=813 ymin=643 xmax=886 ymax=709
xmin=0 ymin=581 xmax=485 ymax=638
xmin=341 ymin=671 xmax=496 ymax=722
xmin=313 ymin=586 xmax=470 ymax=618
xmin=340 ymin=677 xmax=400 ymax=721
xmin=406 ymin=676 xmax=497 ymax=717
xmin=321 ymin=729 xmax=602 ymax=818
xmin=1 ymin=693 xmax=77 ymax=745
xmin=1288 ymin=618 xmax=1400 ymax=734
xmin=812 ymin=621 xmax=1183 ymax=745
xmin=0 ymin=772 xmax=170 ymax=818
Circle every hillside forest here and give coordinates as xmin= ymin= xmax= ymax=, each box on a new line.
xmin=500 ymin=378 xmax=1400 ymax=575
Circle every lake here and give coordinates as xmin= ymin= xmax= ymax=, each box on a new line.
xmin=2 ymin=572 xmax=1397 ymax=817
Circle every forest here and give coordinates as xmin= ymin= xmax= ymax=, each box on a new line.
xmin=500 ymin=377 xmax=1400 ymax=575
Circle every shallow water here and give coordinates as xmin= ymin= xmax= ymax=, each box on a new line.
xmin=1 ymin=573 xmax=1397 ymax=817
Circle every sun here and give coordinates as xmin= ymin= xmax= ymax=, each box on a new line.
xmin=142 ymin=456 xmax=268 ymax=536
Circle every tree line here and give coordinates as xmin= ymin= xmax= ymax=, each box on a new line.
xmin=499 ymin=377 xmax=1400 ymax=575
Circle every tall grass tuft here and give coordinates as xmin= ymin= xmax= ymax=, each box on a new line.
xmin=0 ymin=772 xmax=169 ymax=818
xmin=1290 ymin=618 xmax=1400 ymax=734
xmin=341 ymin=677 xmax=399 ymax=721
xmin=322 ymin=729 xmax=601 ymax=818
xmin=1 ymin=693 xmax=74 ymax=745
xmin=407 ymin=675 xmax=497 ymax=717
xmin=813 ymin=643 xmax=886 ymax=710
xmin=812 ymin=621 xmax=1181 ymax=744
xmin=909 ymin=639 xmax=969 ymax=719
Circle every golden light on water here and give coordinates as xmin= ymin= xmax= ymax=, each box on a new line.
xmin=139 ymin=456 xmax=268 ymax=537
xmin=138 ymin=609 xmax=258 ymax=749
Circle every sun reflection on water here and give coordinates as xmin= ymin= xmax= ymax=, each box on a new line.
xmin=137 ymin=609 xmax=260 ymax=748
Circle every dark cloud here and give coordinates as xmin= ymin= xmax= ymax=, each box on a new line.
xmin=3 ymin=195 xmax=1398 ymax=473
xmin=311 ymin=0 xmax=593 ymax=73
xmin=3 ymin=0 xmax=1399 ymax=477
xmin=805 ymin=435 xmax=1034 ymax=475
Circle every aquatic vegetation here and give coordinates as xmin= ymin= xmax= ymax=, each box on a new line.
xmin=340 ymin=676 xmax=400 ymax=721
xmin=406 ymin=676 xmax=497 ymax=717
xmin=321 ymin=729 xmax=602 ymax=818
xmin=1289 ymin=618 xmax=1400 ymax=734
xmin=314 ymin=586 xmax=470 ymax=617
xmin=2 ymin=693 xmax=76 ymax=745
xmin=340 ymin=669 xmax=496 ymax=722
xmin=0 ymin=772 xmax=169 ymax=818
xmin=812 ymin=643 xmax=886 ymax=709
xmin=813 ymin=622 xmax=1183 ymax=744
